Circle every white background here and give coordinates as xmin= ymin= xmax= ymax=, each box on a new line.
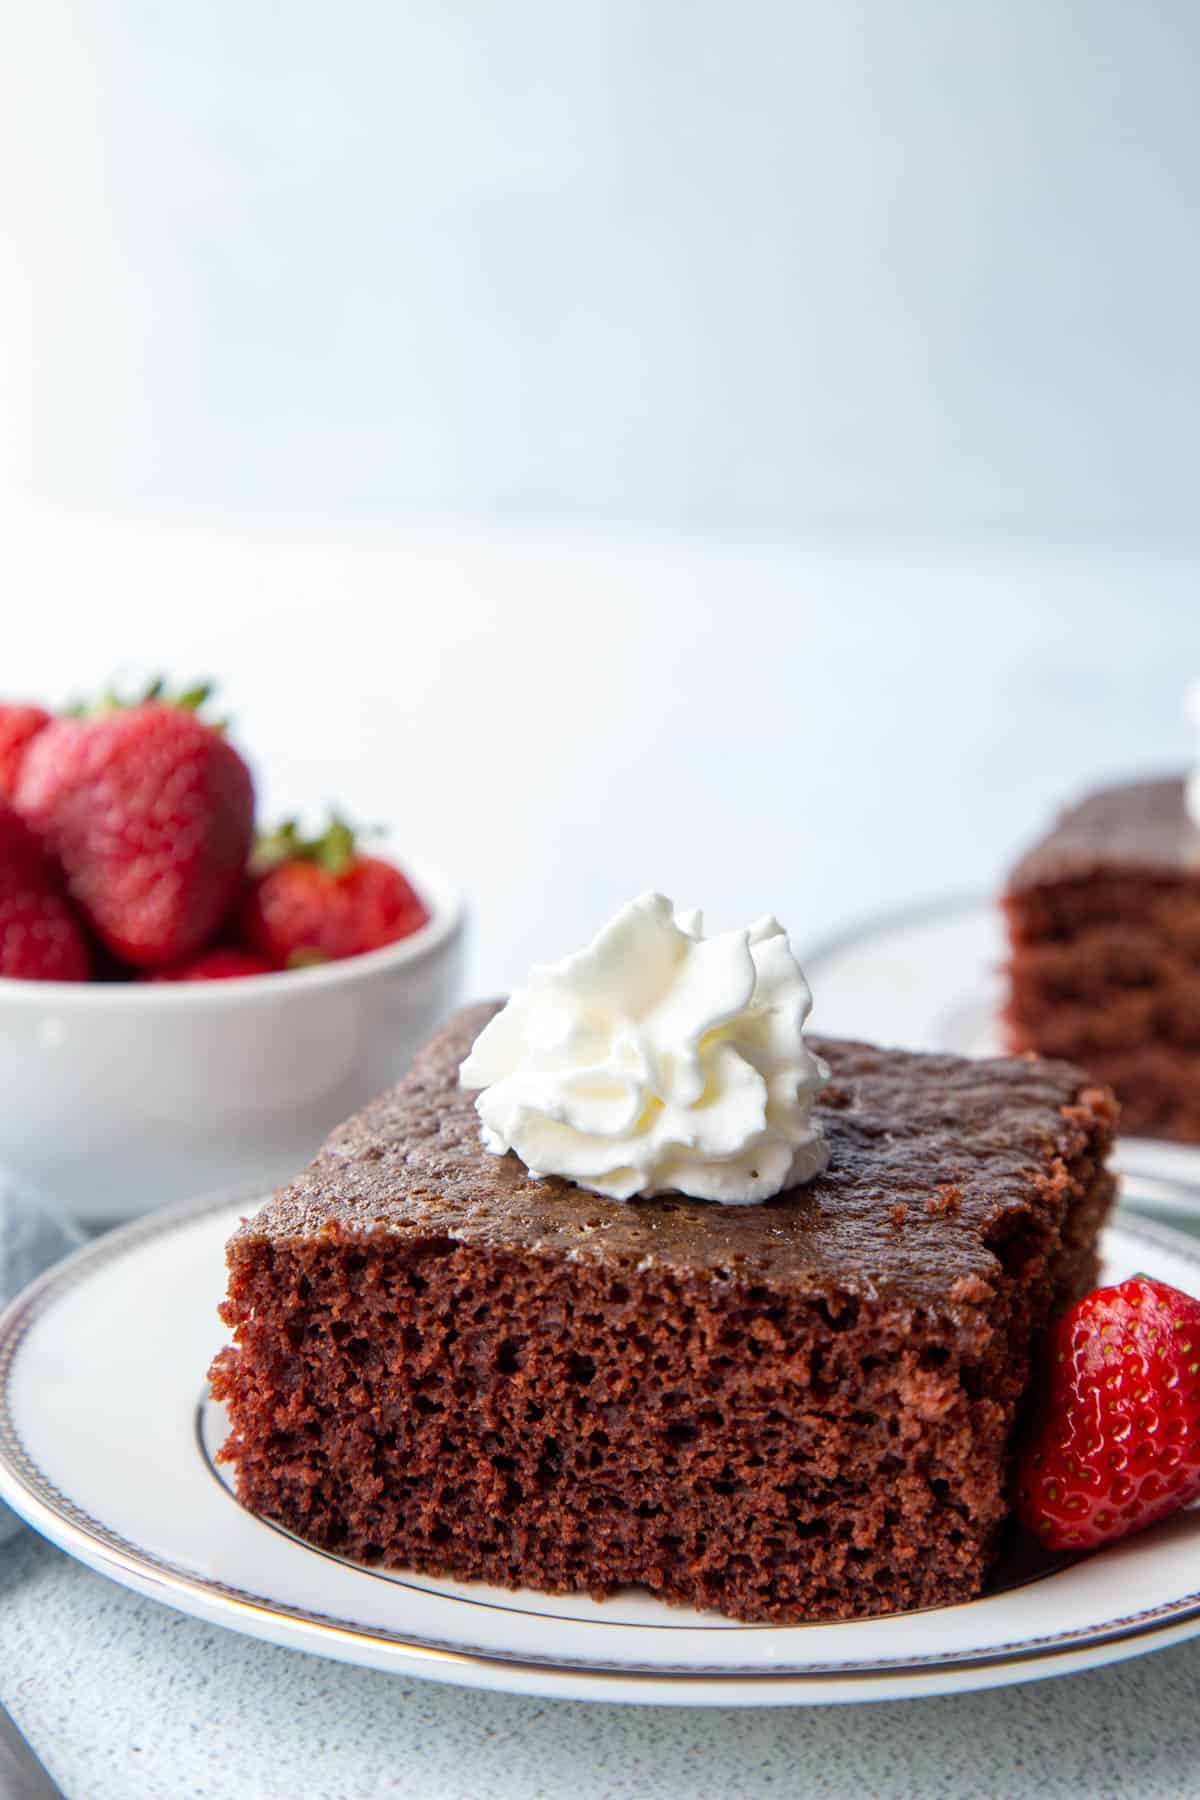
xmin=5 ymin=504 xmax=1198 ymax=1003
xmin=4 ymin=0 xmax=1200 ymax=541
xmin=3 ymin=0 xmax=1199 ymax=1002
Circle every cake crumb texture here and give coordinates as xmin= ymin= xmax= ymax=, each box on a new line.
xmin=211 ymin=1005 xmax=1116 ymax=1623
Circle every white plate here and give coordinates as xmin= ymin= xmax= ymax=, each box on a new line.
xmin=804 ymin=894 xmax=1200 ymax=1214
xmin=4 ymin=1190 xmax=1200 ymax=1705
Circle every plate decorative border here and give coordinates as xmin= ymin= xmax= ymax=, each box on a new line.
xmin=4 ymin=1187 xmax=1200 ymax=1688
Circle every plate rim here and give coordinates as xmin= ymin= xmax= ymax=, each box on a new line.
xmin=5 ymin=1186 xmax=1200 ymax=1691
xmin=801 ymin=888 xmax=992 ymax=987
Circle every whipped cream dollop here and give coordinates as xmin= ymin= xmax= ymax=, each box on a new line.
xmin=458 ymin=892 xmax=830 ymax=1204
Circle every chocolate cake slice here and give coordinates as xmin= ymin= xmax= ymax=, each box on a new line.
xmin=1004 ymin=774 xmax=1200 ymax=1142
xmin=210 ymin=1005 xmax=1116 ymax=1623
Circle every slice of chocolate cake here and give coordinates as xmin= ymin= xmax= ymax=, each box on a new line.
xmin=210 ymin=1005 xmax=1116 ymax=1623
xmin=1004 ymin=775 xmax=1200 ymax=1142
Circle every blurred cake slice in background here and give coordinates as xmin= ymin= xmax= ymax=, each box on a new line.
xmin=1003 ymin=774 xmax=1200 ymax=1142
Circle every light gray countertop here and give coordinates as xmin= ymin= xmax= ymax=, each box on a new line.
xmin=5 ymin=1530 xmax=1200 ymax=1800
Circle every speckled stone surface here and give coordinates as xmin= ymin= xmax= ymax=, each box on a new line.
xmin=3 ymin=1531 xmax=1200 ymax=1800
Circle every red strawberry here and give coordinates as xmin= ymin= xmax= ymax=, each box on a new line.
xmin=149 ymin=947 xmax=275 ymax=981
xmin=241 ymin=816 xmax=429 ymax=968
xmin=0 ymin=705 xmax=52 ymax=799
xmin=0 ymin=801 xmax=91 ymax=980
xmin=1016 ymin=1276 xmax=1200 ymax=1552
xmin=15 ymin=687 xmax=254 ymax=969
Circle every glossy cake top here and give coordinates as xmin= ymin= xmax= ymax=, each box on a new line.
xmin=232 ymin=1004 xmax=1113 ymax=1309
xmin=1008 ymin=775 xmax=1200 ymax=890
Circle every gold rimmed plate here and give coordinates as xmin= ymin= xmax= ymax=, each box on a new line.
xmin=2 ymin=1185 xmax=1200 ymax=1705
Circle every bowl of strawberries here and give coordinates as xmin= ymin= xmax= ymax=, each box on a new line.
xmin=0 ymin=683 xmax=464 ymax=1223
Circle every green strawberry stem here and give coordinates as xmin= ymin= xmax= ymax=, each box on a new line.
xmin=252 ymin=811 xmax=379 ymax=877
xmin=65 ymin=675 xmax=223 ymax=725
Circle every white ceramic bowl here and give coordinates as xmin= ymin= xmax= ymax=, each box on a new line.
xmin=0 ymin=860 xmax=465 ymax=1225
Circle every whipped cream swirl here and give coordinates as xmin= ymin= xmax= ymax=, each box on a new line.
xmin=459 ymin=892 xmax=830 ymax=1204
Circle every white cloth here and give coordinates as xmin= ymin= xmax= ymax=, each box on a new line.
xmin=0 ymin=1172 xmax=81 ymax=1540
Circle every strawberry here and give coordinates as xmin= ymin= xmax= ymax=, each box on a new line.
xmin=1016 ymin=1275 xmax=1200 ymax=1552
xmin=149 ymin=947 xmax=275 ymax=981
xmin=0 ymin=705 xmax=52 ymax=799
xmin=15 ymin=683 xmax=254 ymax=969
xmin=0 ymin=801 xmax=91 ymax=980
xmin=241 ymin=815 xmax=429 ymax=968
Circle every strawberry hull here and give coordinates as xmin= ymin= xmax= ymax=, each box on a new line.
xmin=241 ymin=824 xmax=430 ymax=969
